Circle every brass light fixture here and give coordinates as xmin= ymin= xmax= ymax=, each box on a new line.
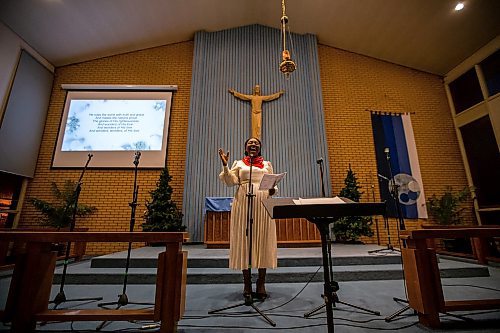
xmin=279 ymin=0 xmax=296 ymax=76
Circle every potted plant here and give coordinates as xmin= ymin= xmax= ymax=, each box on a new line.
xmin=29 ymin=180 xmax=97 ymax=254
xmin=426 ymin=186 xmax=471 ymax=226
xmin=30 ymin=180 xmax=97 ymax=229
xmin=142 ymin=168 xmax=186 ymax=236
xmin=426 ymin=186 xmax=472 ymax=252
xmin=332 ymin=165 xmax=373 ymax=243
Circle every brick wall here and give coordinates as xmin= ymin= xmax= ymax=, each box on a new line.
xmin=19 ymin=40 xmax=472 ymax=253
xmin=19 ymin=42 xmax=193 ymax=254
xmin=317 ymin=45 xmax=473 ymax=245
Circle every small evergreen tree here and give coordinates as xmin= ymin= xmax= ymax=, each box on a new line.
xmin=332 ymin=165 xmax=373 ymax=242
xmin=142 ymin=168 xmax=186 ymax=232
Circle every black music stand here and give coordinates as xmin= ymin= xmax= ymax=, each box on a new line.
xmin=263 ymin=198 xmax=386 ymax=333
xmin=208 ymin=156 xmax=276 ymax=327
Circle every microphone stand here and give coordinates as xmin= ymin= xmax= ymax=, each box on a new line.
xmin=368 ymin=149 xmax=403 ymax=254
xmin=374 ymin=148 xmax=414 ymax=322
xmin=97 ymin=152 xmax=152 ymax=331
xmin=372 ymin=183 xmax=381 ymax=245
xmin=50 ymin=153 xmax=103 ymax=309
xmin=317 ymin=158 xmax=326 ymax=197
xmin=209 ymin=154 xmax=276 ymax=327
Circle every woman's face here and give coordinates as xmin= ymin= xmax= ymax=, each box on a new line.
xmin=245 ymin=138 xmax=261 ymax=156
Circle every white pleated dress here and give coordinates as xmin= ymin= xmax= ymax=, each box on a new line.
xmin=219 ymin=160 xmax=278 ymax=270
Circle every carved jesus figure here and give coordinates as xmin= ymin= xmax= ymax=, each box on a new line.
xmin=229 ymin=85 xmax=284 ymax=139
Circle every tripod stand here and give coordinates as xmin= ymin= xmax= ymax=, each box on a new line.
xmin=97 ymin=151 xmax=152 ymax=330
xmin=304 ymin=159 xmax=380 ymax=332
xmin=369 ymin=148 xmax=404 ymax=255
xmin=208 ymin=155 xmax=276 ymax=327
xmin=50 ymin=153 xmax=103 ymax=309
xmin=303 ymin=221 xmax=381 ymax=324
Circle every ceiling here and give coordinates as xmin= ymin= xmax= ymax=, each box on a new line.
xmin=1 ymin=0 xmax=499 ymax=76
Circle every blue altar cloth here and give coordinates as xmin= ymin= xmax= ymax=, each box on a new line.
xmin=204 ymin=197 xmax=233 ymax=212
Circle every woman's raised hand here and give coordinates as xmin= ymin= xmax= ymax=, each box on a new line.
xmin=218 ymin=148 xmax=230 ymax=166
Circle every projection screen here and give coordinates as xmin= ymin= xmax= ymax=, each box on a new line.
xmin=52 ymin=89 xmax=174 ymax=168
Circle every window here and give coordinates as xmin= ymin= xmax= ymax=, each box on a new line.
xmin=480 ymin=49 xmax=500 ymax=97
xmin=449 ymin=68 xmax=484 ymax=114
xmin=459 ymin=115 xmax=500 ymax=208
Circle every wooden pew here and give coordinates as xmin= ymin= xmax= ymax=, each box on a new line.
xmin=0 ymin=227 xmax=89 ymax=268
xmin=0 ymin=231 xmax=187 ymax=333
xmin=400 ymin=227 xmax=500 ymax=328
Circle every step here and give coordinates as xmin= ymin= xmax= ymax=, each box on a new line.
xmin=89 ymin=244 xmax=402 ymax=268
xmin=90 ymin=255 xmax=402 ymax=268
xmin=53 ymin=258 xmax=490 ymax=285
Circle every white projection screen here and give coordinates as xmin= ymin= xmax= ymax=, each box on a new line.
xmin=52 ymin=89 xmax=173 ymax=168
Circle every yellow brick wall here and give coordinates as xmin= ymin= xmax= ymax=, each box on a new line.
xmin=317 ymin=45 xmax=473 ymax=246
xmin=19 ymin=41 xmax=472 ymax=253
xmin=19 ymin=42 xmax=193 ymax=254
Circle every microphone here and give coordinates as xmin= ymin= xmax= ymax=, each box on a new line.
xmin=133 ymin=151 xmax=141 ymax=166
xmin=316 ymin=158 xmax=323 ymax=164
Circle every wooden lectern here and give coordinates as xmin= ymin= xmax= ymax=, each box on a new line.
xmin=263 ymin=198 xmax=386 ymax=333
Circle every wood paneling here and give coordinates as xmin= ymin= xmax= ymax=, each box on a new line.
xmin=204 ymin=211 xmax=320 ymax=248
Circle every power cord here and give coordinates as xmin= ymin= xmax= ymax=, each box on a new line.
xmin=442 ymin=284 xmax=500 ymax=293
xmin=261 ymin=265 xmax=322 ymax=312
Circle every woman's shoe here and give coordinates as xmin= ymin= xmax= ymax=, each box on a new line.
xmin=256 ymin=268 xmax=268 ymax=299
xmin=242 ymin=269 xmax=252 ymax=297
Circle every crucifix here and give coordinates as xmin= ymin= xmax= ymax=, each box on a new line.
xmin=229 ymin=85 xmax=284 ymax=139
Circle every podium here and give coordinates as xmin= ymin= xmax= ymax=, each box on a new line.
xmin=263 ymin=198 xmax=386 ymax=333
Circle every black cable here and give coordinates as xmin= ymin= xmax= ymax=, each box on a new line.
xmin=260 ymin=265 xmax=322 ymax=312
xmin=177 ymin=320 xmax=419 ymax=331
xmin=442 ymin=284 xmax=500 ymax=293
xmin=440 ymin=309 xmax=500 ymax=318
xmin=178 ymin=323 xmax=327 ymax=330
xmin=335 ymin=321 xmax=418 ymax=330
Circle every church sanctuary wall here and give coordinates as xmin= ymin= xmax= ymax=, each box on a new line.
xmin=183 ymin=25 xmax=330 ymax=242
xmin=18 ymin=26 xmax=471 ymax=254
xmin=318 ymin=45 xmax=473 ymax=245
xmin=18 ymin=42 xmax=193 ymax=254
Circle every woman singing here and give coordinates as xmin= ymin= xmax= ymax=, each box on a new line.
xmin=218 ymin=137 xmax=277 ymax=299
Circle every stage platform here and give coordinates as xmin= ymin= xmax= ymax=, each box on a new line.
xmin=1 ymin=244 xmax=499 ymax=332
xmin=50 ymin=244 xmax=491 ymax=285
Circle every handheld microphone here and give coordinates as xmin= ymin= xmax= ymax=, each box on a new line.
xmin=316 ymin=157 xmax=323 ymax=164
